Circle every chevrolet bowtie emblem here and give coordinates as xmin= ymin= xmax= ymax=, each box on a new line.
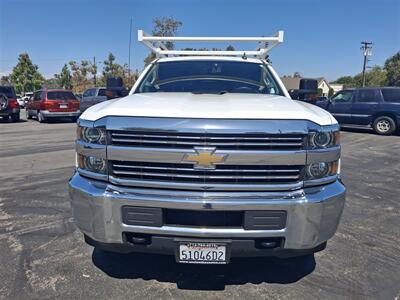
xmin=183 ymin=147 xmax=227 ymax=169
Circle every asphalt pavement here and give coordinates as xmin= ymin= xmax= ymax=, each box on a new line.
xmin=0 ymin=111 xmax=399 ymax=299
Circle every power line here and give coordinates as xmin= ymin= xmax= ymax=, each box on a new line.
xmin=360 ymin=41 xmax=373 ymax=87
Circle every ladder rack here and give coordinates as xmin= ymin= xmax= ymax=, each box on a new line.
xmin=138 ymin=30 xmax=284 ymax=59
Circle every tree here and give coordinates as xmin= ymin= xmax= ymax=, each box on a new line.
xmin=9 ymin=53 xmax=44 ymax=94
xmin=384 ymin=51 xmax=400 ymax=86
xmin=55 ymin=64 xmax=72 ymax=89
xmin=144 ymin=17 xmax=183 ymax=65
xmin=69 ymin=60 xmax=94 ymax=93
xmin=332 ymin=76 xmax=355 ymax=88
xmin=103 ymin=53 xmax=121 ymax=78
xmin=0 ymin=75 xmax=11 ymax=85
xmin=226 ymin=45 xmax=235 ymax=51
xmin=293 ymin=72 xmax=301 ymax=78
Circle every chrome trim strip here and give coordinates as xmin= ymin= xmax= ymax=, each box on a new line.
xmin=121 ymin=224 xmax=286 ymax=238
xmin=107 ymin=146 xmax=307 ymax=165
xmin=112 ymin=170 xmax=300 ymax=180
xmin=307 ymin=146 xmax=341 ymax=164
xmin=76 ymin=140 xmax=107 ymax=159
xmin=304 ymin=175 xmax=338 ymax=187
xmin=112 ymin=164 xmax=300 ymax=173
xmin=96 ymin=116 xmax=318 ymax=134
xmin=108 ymin=176 xmax=304 ymax=191
xmin=77 ymin=119 xmax=94 ymax=128
xmin=77 ymin=168 xmax=108 ymax=181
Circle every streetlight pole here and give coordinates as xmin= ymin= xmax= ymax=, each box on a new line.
xmin=128 ymin=18 xmax=133 ymax=87
xmin=361 ymin=41 xmax=373 ymax=87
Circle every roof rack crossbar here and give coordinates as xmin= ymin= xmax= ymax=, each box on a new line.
xmin=138 ymin=30 xmax=284 ymax=59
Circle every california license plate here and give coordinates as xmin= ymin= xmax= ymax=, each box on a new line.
xmin=178 ymin=242 xmax=227 ymax=264
xmin=60 ymin=104 xmax=68 ymax=108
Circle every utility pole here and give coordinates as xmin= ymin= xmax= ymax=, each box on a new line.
xmin=93 ymin=56 xmax=97 ymax=86
xmin=360 ymin=41 xmax=373 ymax=87
xmin=128 ymin=18 xmax=133 ymax=87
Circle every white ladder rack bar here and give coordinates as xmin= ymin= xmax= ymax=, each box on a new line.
xmin=138 ymin=30 xmax=284 ymax=58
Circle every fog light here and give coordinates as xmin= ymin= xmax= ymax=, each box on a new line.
xmin=78 ymin=154 xmax=107 ymax=174
xmin=307 ymin=162 xmax=329 ymax=178
xmin=85 ymin=156 xmax=106 ymax=173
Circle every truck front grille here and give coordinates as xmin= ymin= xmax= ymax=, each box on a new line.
xmin=110 ymin=131 xmax=305 ymax=151
xmin=110 ymin=161 xmax=303 ymax=185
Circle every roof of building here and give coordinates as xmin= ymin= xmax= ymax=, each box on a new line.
xmin=280 ymin=76 xmax=330 ymax=90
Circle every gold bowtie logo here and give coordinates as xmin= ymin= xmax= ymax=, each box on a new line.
xmin=183 ymin=147 xmax=227 ymax=169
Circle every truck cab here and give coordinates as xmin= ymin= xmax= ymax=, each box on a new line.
xmin=317 ymin=87 xmax=400 ymax=135
xmin=69 ymin=31 xmax=346 ymax=264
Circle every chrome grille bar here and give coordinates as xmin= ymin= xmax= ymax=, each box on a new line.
xmin=110 ymin=131 xmax=305 ymax=150
xmin=110 ymin=161 xmax=303 ymax=188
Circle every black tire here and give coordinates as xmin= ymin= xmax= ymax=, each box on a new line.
xmin=11 ymin=113 xmax=20 ymax=122
xmin=373 ymin=116 xmax=396 ymax=135
xmin=37 ymin=111 xmax=46 ymax=123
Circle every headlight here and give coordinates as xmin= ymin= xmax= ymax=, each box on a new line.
xmin=77 ymin=126 xmax=106 ymax=144
xmin=306 ymin=160 xmax=338 ymax=180
xmin=309 ymin=131 xmax=340 ymax=149
xmin=77 ymin=154 xmax=107 ymax=174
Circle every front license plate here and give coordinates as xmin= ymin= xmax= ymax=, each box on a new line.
xmin=178 ymin=242 xmax=227 ymax=264
xmin=59 ymin=104 xmax=68 ymax=108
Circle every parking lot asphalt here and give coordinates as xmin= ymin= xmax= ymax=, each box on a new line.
xmin=0 ymin=111 xmax=399 ymax=300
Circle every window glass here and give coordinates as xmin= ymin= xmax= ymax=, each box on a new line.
xmin=0 ymin=86 xmax=16 ymax=98
xmin=83 ymin=89 xmax=90 ymax=97
xmin=97 ymin=89 xmax=107 ymax=96
xmin=331 ymin=91 xmax=353 ymax=102
xmin=136 ymin=60 xmax=283 ymax=95
xmin=47 ymin=91 xmax=77 ymax=100
xmin=382 ymin=88 xmax=400 ymax=103
xmin=33 ymin=91 xmax=42 ymax=101
xmin=356 ymin=89 xmax=378 ymax=102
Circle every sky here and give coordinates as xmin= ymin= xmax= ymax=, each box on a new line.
xmin=0 ymin=0 xmax=399 ymax=81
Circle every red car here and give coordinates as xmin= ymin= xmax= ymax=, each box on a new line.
xmin=26 ymin=89 xmax=81 ymax=122
xmin=0 ymin=86 xmax=20 ymax=122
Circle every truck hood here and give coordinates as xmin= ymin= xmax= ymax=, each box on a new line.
xmin=80 ymin=92 xmax=336 ymax=126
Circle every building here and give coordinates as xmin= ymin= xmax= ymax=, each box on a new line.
xmin=280 ymin=76 xmax=343 ymax=97
xmin=329 ymin=83 xmax=344 ymax=94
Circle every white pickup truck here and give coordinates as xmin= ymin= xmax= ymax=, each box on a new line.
xmin=69 ymin=31 xmax=345 ymax=264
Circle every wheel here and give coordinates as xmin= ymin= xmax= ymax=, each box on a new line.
xmin=373 ymin=116 xmax=396 ymax=135
xmin=11 ymin=113 xmax=20 ymax=122
xmin=37 ymin=111 xmax=46 ymax=123
xmin=26 ymin=109 xmax=32 ymax=119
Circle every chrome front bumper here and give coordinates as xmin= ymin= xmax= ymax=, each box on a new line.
xmin=69 ymin=173 xmax=345 ymax=250
xmin=41 ymin=110 xmax=81 ymax=118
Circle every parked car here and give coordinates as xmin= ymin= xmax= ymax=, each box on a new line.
xmin=80 ymin=87 xmax=128 ymax=112
xmin=26 ymin=89 xmax=81 ymax=122
xmin=316 ymin=87 xmax=400 ymax=135
xmin=22 ymin=92 xmax=33 ymax=106
xmin=0 ymin=86 xmax=20 ymax=122
xmin=69 ymin=30 xmax=346 ymax=264
xmin=16 ymin=95 xmax=25 ymax=108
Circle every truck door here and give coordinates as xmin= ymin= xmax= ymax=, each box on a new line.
xmin=351 ymin=89 xmax=380 ymax=125
xmin=327 ymin=90 xmax=354 ymax=124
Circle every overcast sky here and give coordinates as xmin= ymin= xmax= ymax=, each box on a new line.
xmin=1 ymin=0 xmax=399 ymax=81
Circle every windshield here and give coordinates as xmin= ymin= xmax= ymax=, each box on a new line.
xmin=136 ymin=60 xmax=283 ymax=95
xmin=0 ymin=86 xmax=16 ymax=98
xmin=47 ymin=91 xmax=77 ymax=100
